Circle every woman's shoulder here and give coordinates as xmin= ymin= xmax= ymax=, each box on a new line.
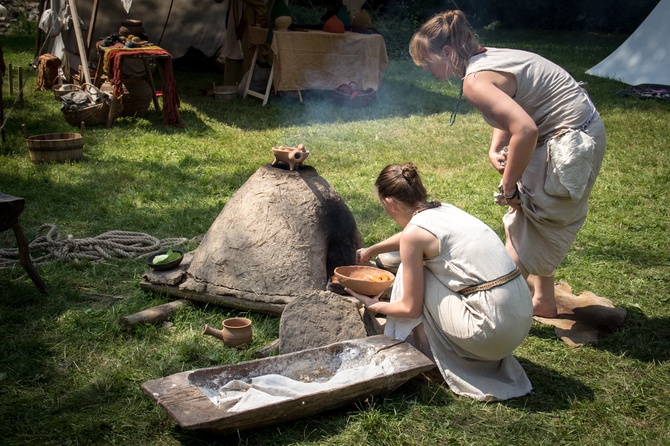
xmin=467 ymin=47 xmax=546 ymax=72
xmin=413 ymin=203 xmax=483 ymax=226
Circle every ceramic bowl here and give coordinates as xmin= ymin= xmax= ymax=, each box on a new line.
xmin=146 ymin=250 xmax=184 ymax=271
xmin=274 ymin=15 xmax=292 ymax=30
xmin=333 ymin=265 xmax=395 ymax=296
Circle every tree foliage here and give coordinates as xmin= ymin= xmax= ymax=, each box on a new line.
xmin=294 ymin=0 xmax=661 ymax=33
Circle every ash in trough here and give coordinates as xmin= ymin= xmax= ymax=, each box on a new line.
xmin=141 ymin=163 xmax=364 ymax=315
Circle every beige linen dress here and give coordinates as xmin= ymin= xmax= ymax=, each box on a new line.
xmin=465 ymin=48 xmax=607 ymax=276
xmin=384 ymin=204 xmax=533 ymax=401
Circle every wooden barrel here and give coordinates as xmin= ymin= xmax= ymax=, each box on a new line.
xmin=23 ymin=125 xmax=84 ymax=163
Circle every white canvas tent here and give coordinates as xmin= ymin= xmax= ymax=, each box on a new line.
xmin=586 ymin=0 xmax=670 ymax=86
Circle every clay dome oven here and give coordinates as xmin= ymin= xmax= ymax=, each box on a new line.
xmin=143 ymin=164 xmax=363 ymax=315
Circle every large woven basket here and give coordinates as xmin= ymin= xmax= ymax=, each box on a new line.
xmin=61 ymin=83 xmax=112 ymax=127
xmin=119 ymin=78 xmax=153 ymax=117
xmin=52 ymin=82 xmax=81 ymax=100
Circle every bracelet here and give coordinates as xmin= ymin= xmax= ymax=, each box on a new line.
xmin=499 ymin=184 xmax=520 ymax=200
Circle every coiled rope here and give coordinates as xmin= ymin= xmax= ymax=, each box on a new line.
xmin=0 ymin=223 xmax=192 ymax=266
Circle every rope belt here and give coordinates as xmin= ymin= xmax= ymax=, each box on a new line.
xmin=460 ymin=267 xmax=522 ymax=296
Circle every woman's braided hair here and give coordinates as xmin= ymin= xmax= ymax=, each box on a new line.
xmin=409 ymin=10 xmax=480 ymax=74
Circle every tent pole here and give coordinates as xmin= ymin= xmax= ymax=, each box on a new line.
xmin=33 ymin=0 xmax=47 ymax=60
xmin=86 ymin=0 xmax=100 ymax=58
xmin=66 ymin=0 xmax=91 ymax=85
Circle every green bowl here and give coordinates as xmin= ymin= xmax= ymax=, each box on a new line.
xmin=146 ymin=250 xmax=184 ymax=271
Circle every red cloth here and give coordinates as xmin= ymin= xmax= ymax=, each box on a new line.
xmin=103 ymin=47 xmax=181 ymax=126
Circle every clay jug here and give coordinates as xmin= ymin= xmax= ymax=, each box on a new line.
xmin=221 ymin=317 xmax=253 ymax=347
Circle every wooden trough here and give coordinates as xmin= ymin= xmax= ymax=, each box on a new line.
xmin=141 ymin=335 xmax=434 ymax=434
xmin=22 ymin=123 xmax=84 ymax=163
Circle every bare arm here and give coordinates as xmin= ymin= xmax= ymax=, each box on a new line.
xmin=356 ymin=232 xmax=402 ymax=265
xmin=464 ymin=71 xmax=538 ymax=198
xmin=349 ymin=225 xmax=438 ymax=319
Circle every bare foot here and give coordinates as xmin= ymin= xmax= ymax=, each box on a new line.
xmin=533 ymin=296 xmax=558 ymax=318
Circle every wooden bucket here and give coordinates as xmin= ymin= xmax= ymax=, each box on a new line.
xmin=22 ymin=124 xmax=84 ymax=163
xmin=213 ymin=85 xmax=237 ymax=102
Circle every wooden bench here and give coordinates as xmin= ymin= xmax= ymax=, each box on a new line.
xmin=0 ymin=193 xmax=48 ymax=293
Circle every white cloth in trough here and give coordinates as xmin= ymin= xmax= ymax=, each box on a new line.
xmin=212 ymin=356 xmax=395 ymax=412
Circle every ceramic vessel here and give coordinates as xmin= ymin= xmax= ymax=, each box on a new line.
xmin=274 ymin=15 xmax=292 ymax=30
xmin=202 ymin=324 xmax=225 ymax=341
xmin=146 ymin=250 xmax=184 ymax=271
xmin=333 ymin=265 xmax=395 ymax=296
xmin=221 ymin=317 xmax=253 ymax=347
xmin=271 ymin=144 xmax=309 ymax=171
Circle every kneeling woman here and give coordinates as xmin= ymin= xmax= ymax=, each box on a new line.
xmin=348 ymin=163 xmax=533 ymax=401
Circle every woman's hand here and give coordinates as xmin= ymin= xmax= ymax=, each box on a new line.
xmin=344 ymin=287 xmax=382 ymax=312
xmin=505 ymin=194 xmax=522 ymax=212
xmin=356 ymin=247 xmax=374 ymax=265
xmin=500 ymin=184 xmax=522 ymax=212
xmin=489 ymin=145 xmax=509 ymax=174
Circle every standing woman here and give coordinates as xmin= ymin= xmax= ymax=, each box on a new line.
xmin=349 ymin=163 xmax=533 ymax=401
xmin=409 ymin=11 xmax=607 ymax=317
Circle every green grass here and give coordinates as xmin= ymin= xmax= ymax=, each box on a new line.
xmin=1 ymin=26 xmax=669 ymax=445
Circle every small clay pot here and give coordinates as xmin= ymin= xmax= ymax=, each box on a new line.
xmin=221 ymin=317 xmax=253 ymax=347
xmin=271 ymin=145 xmax=309 ymax=171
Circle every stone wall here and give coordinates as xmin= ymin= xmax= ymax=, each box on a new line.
xmin=0 ymin=1 xmax=41 ymax=35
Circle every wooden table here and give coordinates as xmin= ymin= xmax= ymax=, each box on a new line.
xmin=245 ymin=26 xmax=389 ymax=105
xmin=94 ymin=45 xmax=180 ymax=127
xmin=0 ymin=193 xmax=47 ymax=293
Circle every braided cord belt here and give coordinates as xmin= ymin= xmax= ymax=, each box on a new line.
xmin=460 ymin=268 xmax=522 ymax=296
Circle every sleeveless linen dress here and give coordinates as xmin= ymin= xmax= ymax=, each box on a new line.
xmin=465 ymin=48 xmax=607 ymax=276
xmin=384 ymin=204 xmax=533 ymax=401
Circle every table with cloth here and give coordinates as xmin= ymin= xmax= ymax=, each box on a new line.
xmin=99 ymin=45 xmax=181 ymax=127
xmin=245 ymin=26 xmax=388 ymax=104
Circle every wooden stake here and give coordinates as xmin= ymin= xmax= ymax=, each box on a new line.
xmin=18 ymin=67 xmax=23 ymax=100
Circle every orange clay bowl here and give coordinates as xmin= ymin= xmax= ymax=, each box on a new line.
xmin=334 ymin=265 xmax=395 ymax=296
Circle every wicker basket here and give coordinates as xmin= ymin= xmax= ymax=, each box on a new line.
xmin=119 ymin=78 xmax=153 ymax=117
xmin=333 ymin=82 xmax=377 ymax=108
xmin=61 ymin=83 xmax=112 ymax=127
xmin=52 ymin=82 xmax=81 ymax=100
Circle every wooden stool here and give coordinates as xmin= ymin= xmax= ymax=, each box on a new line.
xmin=0 ymin=193 xmax=48 ymax=293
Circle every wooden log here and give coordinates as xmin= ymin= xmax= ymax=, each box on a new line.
xmin=139 ymin=280 xmax=286 ymax=316
xmin=121 ymin=299 xmax=191 ymax=330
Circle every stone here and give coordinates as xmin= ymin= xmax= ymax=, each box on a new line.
xmin=279 ymin=291 xmax=368 ymax=353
